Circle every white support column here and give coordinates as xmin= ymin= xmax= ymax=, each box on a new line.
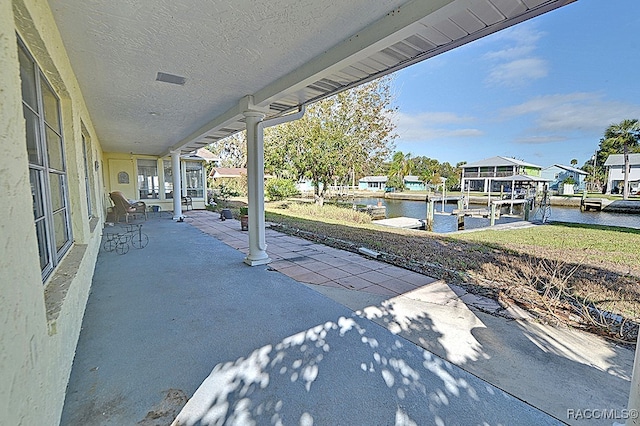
xmin=243 ymin=110 xmax=270 ymax=266
xmin=171 ymin=150 xmax=183 ymax=220
xmin=626 ymin=333 xmax=640 ymax=425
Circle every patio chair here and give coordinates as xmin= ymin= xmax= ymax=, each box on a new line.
xmin=109 ymin=191 xmax=147 ymax=223
xmin=181 ymin=195 xmax=193 ymax=210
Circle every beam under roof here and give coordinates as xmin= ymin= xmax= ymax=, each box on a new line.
xmin=168 ymin=0 xmax=575 ymax=156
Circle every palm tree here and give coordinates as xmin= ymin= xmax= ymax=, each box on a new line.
xmin=389 ymin=151 xmax=414 ymax=185
xmin=604 ymin=119 xmax=640 ymax=199
xmin=419 ymin=169 xmax=434 ymax=190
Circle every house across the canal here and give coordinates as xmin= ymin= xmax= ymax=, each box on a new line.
xmin=358 ymin=175 xmax=388 ymax=191
xmin=541 ymin=164 xmax=588 ymax=194
xmin=461 ymin=156 xmax=543 ymax=193
xmin=403 ymin=175 xmax=427 ymax=191
xmin=604 ymin=153 xmax=640 ymax=194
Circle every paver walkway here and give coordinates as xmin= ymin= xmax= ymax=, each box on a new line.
xmin=187 ymin=212 xmax=437 ymax=297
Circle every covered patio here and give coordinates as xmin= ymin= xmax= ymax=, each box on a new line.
xmin=60 ymin=213 xmax=633 ymax=425
xmin=8 ymin=1 xmax=640 ymax=425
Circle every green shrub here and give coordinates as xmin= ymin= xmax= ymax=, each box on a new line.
xmin=265 ymin=178 xmax=299 ymax=201
xmin=213 ymin=182 xmax=239 ymax=206
xmin=280 ymin=202 xmax=371 ymax=224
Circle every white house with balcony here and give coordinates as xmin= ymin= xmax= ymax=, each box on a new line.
xmin=461 ymin=156 xmax=543 ymax=193
xmin=604 ymin=153 xmax=640 ymax=194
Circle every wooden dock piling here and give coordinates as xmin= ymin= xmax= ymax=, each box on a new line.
xmin=426 ymin=198 xmax=435 ymax=231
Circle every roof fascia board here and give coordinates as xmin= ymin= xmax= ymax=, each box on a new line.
xmin=163 ymin=103 xmax=244 ymax=157
xmin=252 ymin=0 xmax=455 ymax=108
xmin=166 ymin=95 xmax=275 ymax=156
xmin=254 ymin=0 xmax=575 ymax=109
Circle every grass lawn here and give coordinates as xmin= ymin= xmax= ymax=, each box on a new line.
xmin=264 ymin=201 xmax=640 ymax=343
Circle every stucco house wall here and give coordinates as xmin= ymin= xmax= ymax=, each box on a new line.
xmin=104 ymin=152 xmax=208 ymax=212
xmin=1 ymin=1 xmax=104 ymax=424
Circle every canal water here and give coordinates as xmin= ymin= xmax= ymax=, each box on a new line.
xmin=355 ymin=197 xmax=640 ymax=233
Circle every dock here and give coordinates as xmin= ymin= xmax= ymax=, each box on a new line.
xmin=452 ymin=208 xmax=492 ymax=218
xmin=356 ymin=204 xmax=386 ymax=220
xmin=581 ymin=198 xmax=605 ymax=211
xmin=372 ymin=216 xmax=424 ymax=230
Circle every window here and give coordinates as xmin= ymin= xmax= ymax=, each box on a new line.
xmin=185 ymin=161 xmax=204 ymax=198
xmin=19 ymin=40 xmax=72 ymax=280
xmin=163 ymin=161 xmax=173 ymax=198
xmin=137 ymin=159 xmax=159 ymax=199
xmin=82 ymin=132 xmax=94 ymax=217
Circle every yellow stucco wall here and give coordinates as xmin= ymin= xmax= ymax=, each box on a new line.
xmin=103 ymin=152 xmax=208 ymax=212
xmin=1 ymin=0 xmax=105 ymax=424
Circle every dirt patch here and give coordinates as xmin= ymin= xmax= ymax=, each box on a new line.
xmin=137 ymin=389 xmax=188 ymax=426
xmin=266 ymin=217 xmax=640 ymax=345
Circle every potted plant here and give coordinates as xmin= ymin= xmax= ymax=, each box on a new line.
xmin=239 ymin=206 xmax=249 ymax=231
xmin=216 ymin=183 xmax=234 ymax=220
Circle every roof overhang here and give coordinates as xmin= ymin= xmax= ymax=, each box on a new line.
xmin=45 ymin=0 xmax=576 ymax=157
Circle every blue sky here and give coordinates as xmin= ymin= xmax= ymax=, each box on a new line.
xmin=392 ymin=0 xmax=640 ymax=168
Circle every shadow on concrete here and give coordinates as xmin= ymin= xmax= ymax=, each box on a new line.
xmin=348 ymin=282 xmax=634 ymax=426
xmin=174 ymin=312 xmax=556 ymax=426
xmin=61 ymin=216 xmax=561 ymax=425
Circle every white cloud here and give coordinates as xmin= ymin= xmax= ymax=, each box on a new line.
xmin=482 ymin=24 xmax=545 ymax=59
xmin=486 ymin=58 xmax=548 ymax=87
xmin=501 ymin=92 xmax=640 ymax=134
xmin=483 ymin=45 xmax=536 ymax=61
xmin=398 ymin=111 xmax=473 ymax=125
xmin=395 ymin=111 xmax=483 ymax=141
xmin=482 ymin=23 xmax=548 ymax=87
xmin=513 ymin=135 xmax=569 ymax=145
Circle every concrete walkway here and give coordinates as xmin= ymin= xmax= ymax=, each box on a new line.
xmin=61 ymin=211 xmax=634 ymax=425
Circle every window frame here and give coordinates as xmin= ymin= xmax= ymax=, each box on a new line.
xmin=184 ymin=160 xmax=205 ymax=198
xmin=163 ymin=160 xmax=174 ymax=199
xmin=82 ymin=132 xmax=94 ymax=218
xmin=19 ymin=37 xmax=73 ymax=281
xmin=137 ymin=159 xmax=159 ymax=199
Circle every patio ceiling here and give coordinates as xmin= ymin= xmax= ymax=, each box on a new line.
xmin=48 ymin=0 xmax=575 ymax=156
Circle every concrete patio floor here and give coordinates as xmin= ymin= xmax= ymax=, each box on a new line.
xmin=61 ymin=211 xmax=635 ymax=425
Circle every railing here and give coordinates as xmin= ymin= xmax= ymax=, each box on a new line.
xmin=463 ymin=171 xmax=516 ymax=178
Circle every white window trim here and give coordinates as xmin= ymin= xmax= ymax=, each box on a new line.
xmin=19 ymin=37 xmax=73 ymax=281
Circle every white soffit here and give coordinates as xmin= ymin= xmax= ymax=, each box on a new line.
xmin=47 ymin=0 xmax=576 ymax=156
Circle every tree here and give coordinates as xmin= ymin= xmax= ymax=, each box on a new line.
xmin=601 ymin=119 xmax=640 ymax=199
xmin=413 ymin=156 xmax=439 ymax=187
xmin=387 ymin=151 xmax=414 ymax=189
xmin=207 ymin=132 xmax=247 ymax=168
xmin=265 ymin=76 xmax=397 ymax=204
xmin=570 ymin=158 xmax=578 ymax=167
